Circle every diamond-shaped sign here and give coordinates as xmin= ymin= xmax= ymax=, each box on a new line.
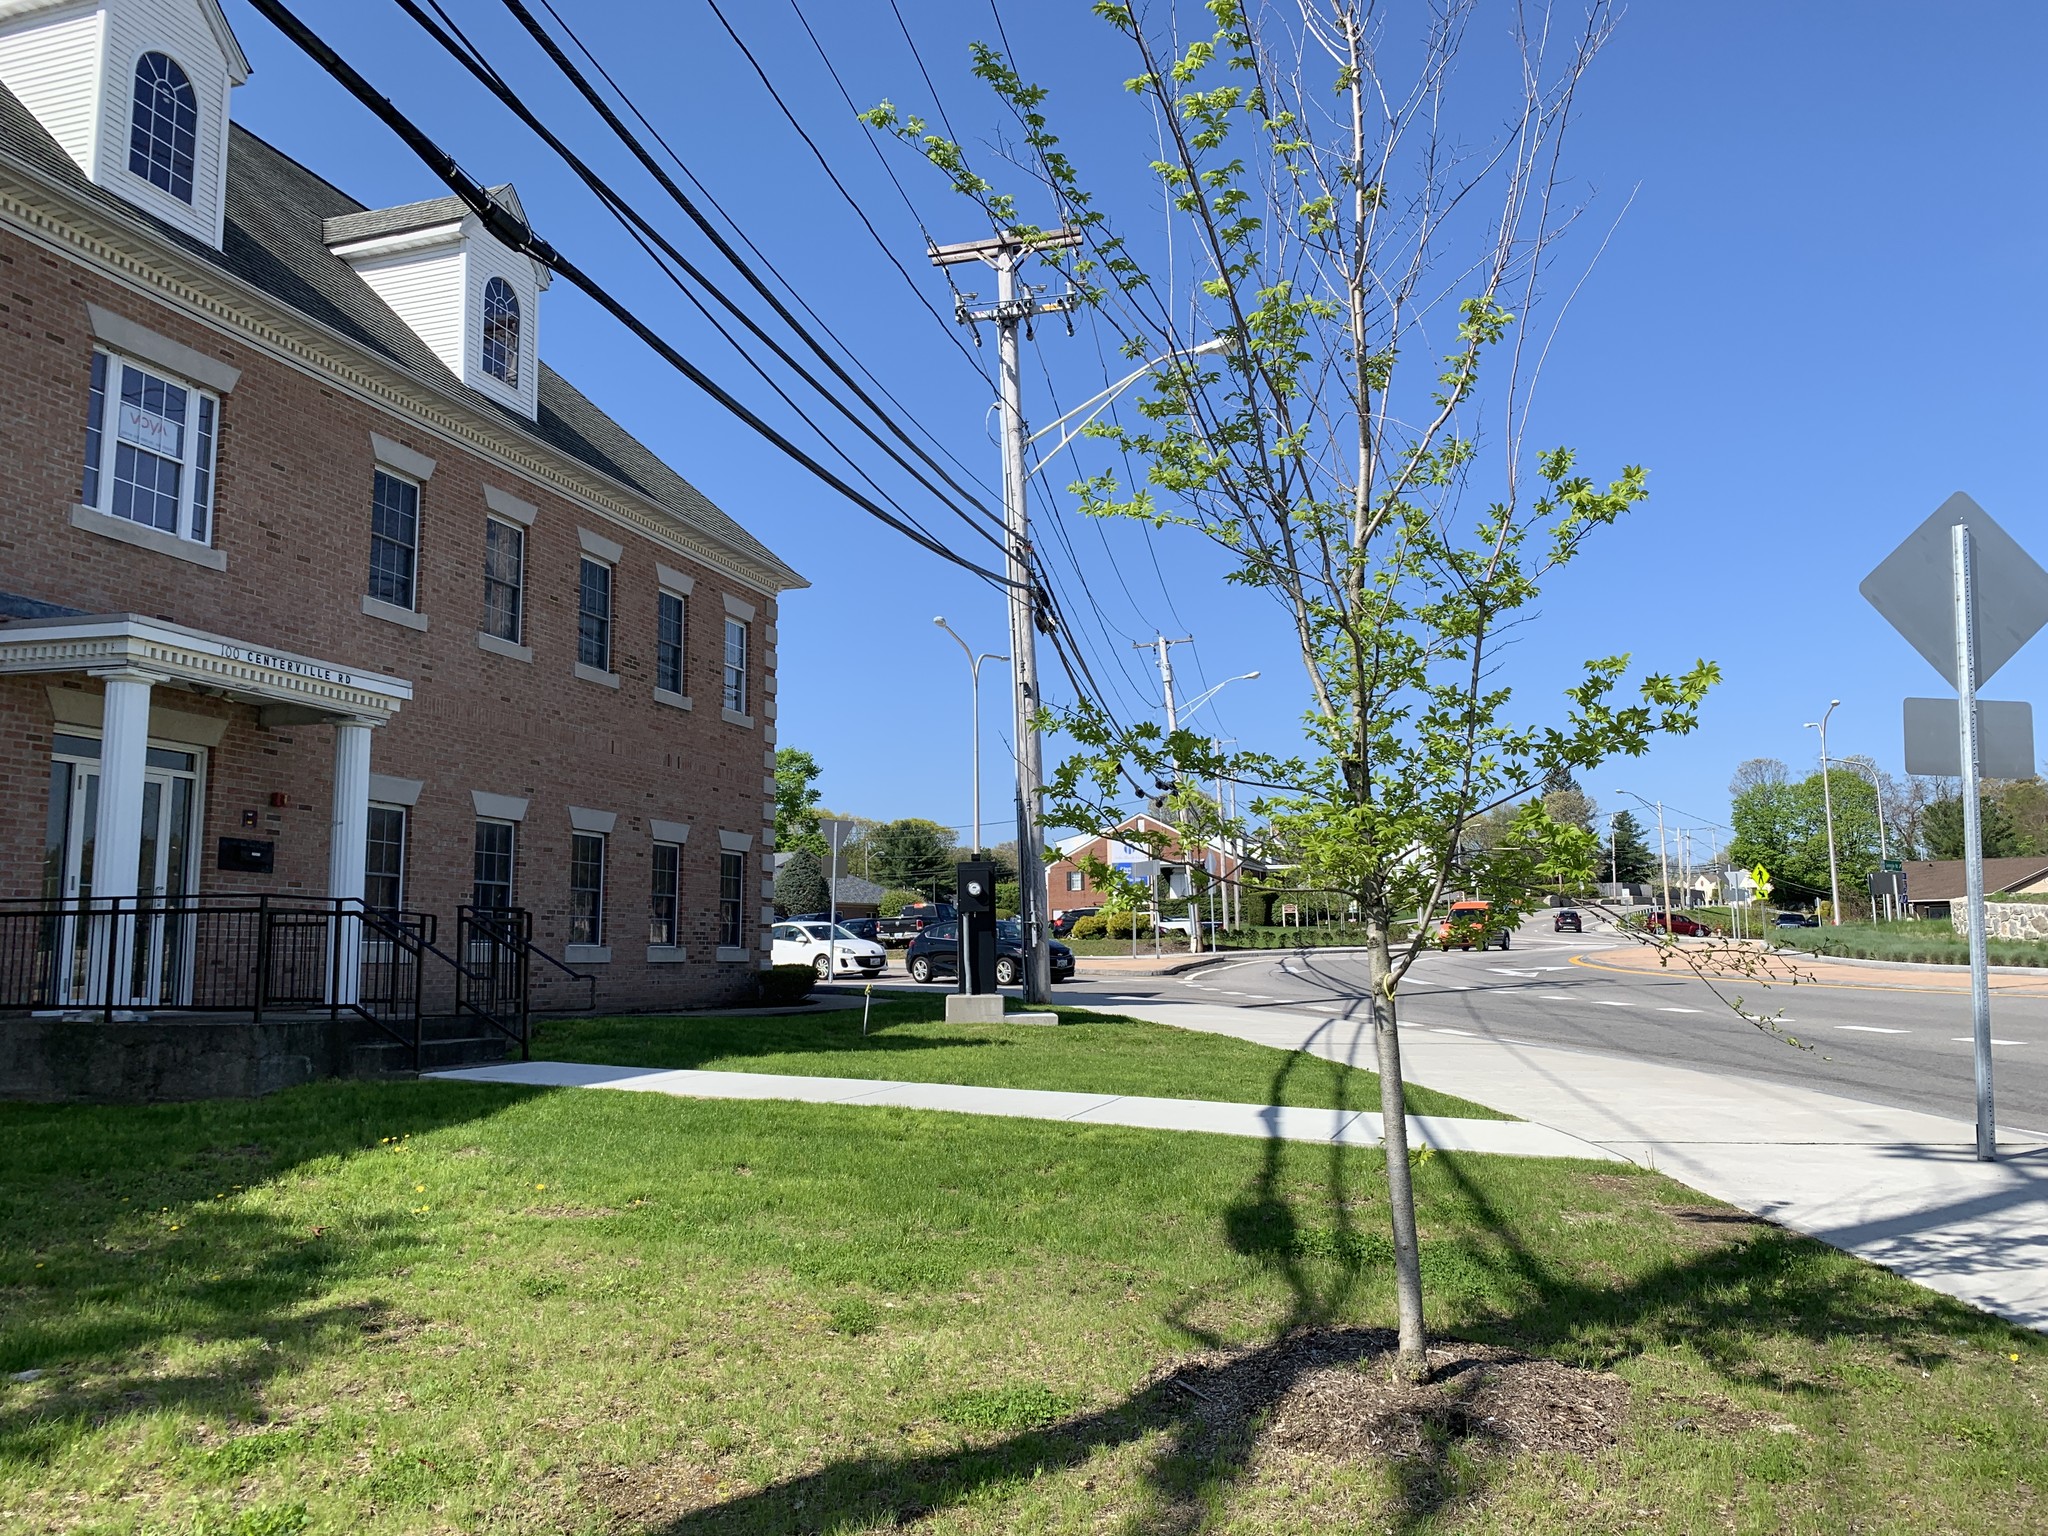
xmin=1860 ymin=492 xmax=2048 ymax=690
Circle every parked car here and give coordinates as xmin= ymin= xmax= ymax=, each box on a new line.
xmin=903 ymin=920 xmax=1075 ymax=985
xmin=1049 ymin=907 xmax=1098 ymax=937
xmin=1553 ymin=909 xmax=1582 ymax=933
xmin=788 ymin=913 xmax=880 ymax=944
xmin=877 ymin=902 xmax=958 ymax=947
xmin=1437 ymin=900 xmax=1509 ymax=950
xmin=1773 ymin=909 xmax=1820 ymax=928
xmin=770 ymin=921 xmax=888 ymax=979
xmin=1644 ymin=910 xmax=1708 ymax=937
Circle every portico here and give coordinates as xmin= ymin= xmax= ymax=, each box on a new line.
xmin=0 ymin=613 xmax=410 ymax=1007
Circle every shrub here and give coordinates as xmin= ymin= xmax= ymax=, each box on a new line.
xmin=878 ymin=887 xmax=924 ymax=917
xmin=1070 ymin=911 xmax=1152 ymax=939
xmin=756 ymin=965 xmax=817 ymax=1006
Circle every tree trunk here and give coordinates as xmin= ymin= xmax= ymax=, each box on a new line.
xmin=1368 ymin=913 xmax=1428 ymax=1379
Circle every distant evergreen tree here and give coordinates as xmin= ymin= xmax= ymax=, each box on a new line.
xmin=1605 ymin=810 xmax=1657 ymax=885
xmin=773 ymin=850 xmax=830 ymax=917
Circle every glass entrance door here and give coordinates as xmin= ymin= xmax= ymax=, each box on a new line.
xmin=44 ymin=733 xmax=201 ymax=1007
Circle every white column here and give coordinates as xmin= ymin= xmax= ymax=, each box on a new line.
xmin=328 ymin=718 xmax=374 ymax=1006
xmin=89 ymin=668 xmax=154 ymax=1007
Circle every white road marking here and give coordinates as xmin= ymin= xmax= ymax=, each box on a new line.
xmin=1837 ymin=1025 xmax=1906 ymax=1034
xmin=1657 ymin=1007 xmax=1703 ymax=1014
xmin=1953 ymin=1038 xmax=2028 ymax=1046
xmin=1539 ymin=994 xmax=1577 ymax=1001
xmin=1591 ymin=1000 xmax=1634 ymax=1008
xmin=1434 ymin=1027 xmax=1478 ymax=1036
xmin=1487 ymin=967 xmax=1540 ymax=977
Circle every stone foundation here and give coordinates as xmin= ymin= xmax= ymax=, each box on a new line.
xmin=1 ymin=1014 xmax=400 ymax=1103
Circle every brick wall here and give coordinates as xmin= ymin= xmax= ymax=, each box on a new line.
xmin=0 ymin=224 xmax=784 ymax=1011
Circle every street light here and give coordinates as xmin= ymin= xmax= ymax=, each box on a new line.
xmin=1022 ymin=335 xmax=1232 ymax=473
xmin=933 ymin=617 xmax=1008 ymax=857
xmin=1615 ymin=789 xmax=1675 ymax=924
xmin=1164 ymin=669 xmax=1257 ymax=954
xmin=1804 ymin=701 xmax=1844 ymax=926
xmin=1177 ymin=671 xmax=1260 ymax=723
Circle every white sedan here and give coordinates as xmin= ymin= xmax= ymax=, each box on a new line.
xmin=770 ymin=921 xmax=888 ymax=980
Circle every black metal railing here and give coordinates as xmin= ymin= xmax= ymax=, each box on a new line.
xmin=452 ymin=905 xmax=594 ymax=1061
xmin=0 ymin=895 xmax=428 ymax=1062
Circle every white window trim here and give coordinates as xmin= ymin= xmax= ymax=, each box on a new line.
xmin=576 ymin=553 xmax=616 ymax=679
xmin=367 ymin=467 xmax=425 ymax=617
xmin=568 ymin=829 xmax=608 ymax=955
xmin=480 ymin=515 xmax=528 ymax=650
xmin=83 ymin=348 xmax=221 ymax=550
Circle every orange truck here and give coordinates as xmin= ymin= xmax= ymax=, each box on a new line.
xmin=1436 ymin=900 xmax=1511 ymax=951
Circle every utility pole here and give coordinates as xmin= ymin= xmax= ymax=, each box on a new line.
xmin=1656 ymin=800 xmax=1673 ymax=924
xmin=932 ymin=229 xmax=1078 ymax=1004
xmin=1139 ymin=634 xmax=1197 ymax=949
xmin=1806 ymin=700 xmax=1844 ymax=925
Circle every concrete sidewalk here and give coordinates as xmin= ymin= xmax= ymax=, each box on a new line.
xmin=424 ymin=1060 xmax=1616 ymax=1161
xmin=1113 ymin=992 xmax=2048 ymax=1331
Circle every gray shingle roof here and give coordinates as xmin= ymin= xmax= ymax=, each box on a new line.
xmin=0 ymin=87 xmax=801 ymax=590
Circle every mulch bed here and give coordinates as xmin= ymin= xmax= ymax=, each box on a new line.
xmin=1143 ymin=1326 xmax=1632 ymax=1462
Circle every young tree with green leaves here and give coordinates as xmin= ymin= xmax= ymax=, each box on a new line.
xmin=774 ymin=748 xmax=827 ymax=860
xmin=869 ymin=0 xmax=1714 ymax=1376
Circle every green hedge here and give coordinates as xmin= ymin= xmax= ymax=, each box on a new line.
xmin=756 ymin=964 xmax=818 ymax=1005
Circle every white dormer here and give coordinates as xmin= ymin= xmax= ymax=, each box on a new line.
xmin=0 ymin=0 xmax=249 ymax=248
xmin=323 ymin=185 xmax=549 ymax=419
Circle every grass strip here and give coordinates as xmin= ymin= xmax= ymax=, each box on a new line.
xmin=529 ymin=995 xmax=1506 ymax=1121
xmin=0 ymin=1082 xmax=2040 ymax=1532
xmin=1762 ymin=919 xmax=2048 ymax=968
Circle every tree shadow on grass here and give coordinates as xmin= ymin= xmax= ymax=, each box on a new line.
xmin=635 ymin=1037 xmax=2037 ymax=1535
xmin=0 ymin=1079 xmax=536 ymax=1468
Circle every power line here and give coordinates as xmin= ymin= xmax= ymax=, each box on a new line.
xmin=530 ymin=0 xmax=998 ymax=502
xmin=704 ymin=0 xmax=988 ymax=380
xmin=387 ymin=0 xmax=1009 ymax=558
xmin=487 ymin=0 xmax=1006 ymax=536
xmin=241 ymin=0 xmax=1021 ymax=590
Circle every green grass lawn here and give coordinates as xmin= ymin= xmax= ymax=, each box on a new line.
xmin=1 ymin=1081 xmax=2042 ymax=1534
xmin=529 ymin=996 xmax=1506 ymax=1120
xmin=1763 ymin=918 xmax=2048 ymax=967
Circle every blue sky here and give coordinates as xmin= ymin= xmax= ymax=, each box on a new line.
xmin=222 ymin=1 xmax=2048 ymax=853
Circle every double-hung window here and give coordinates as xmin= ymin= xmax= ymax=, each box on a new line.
xmin=649 ymin=842 xmax=681 ymax=946
xmin=472 ymin=820 xmax=516 ymax=910
xmin=657 ymin=591 xmax=686 ymax=696
xmin=482 ymin=519 xmax=524 ymax=642
xmin=368 ymin=470 xmax=421 ymax=611
xmin=1067 ymin=870 xmax=1085 ymax=892
xmin=718 ymin=851 xmax=746 ymax=949
xmin=722 ymin=617 xmax=749 ymax=714
xmin=81 ymin=351 xmax=218 ymax=546
xmin=569 ymin=833 xmax=606 ymax=946
xmin=578 ymin=557 xmax=613 ymax=672
xmin=366 ymin=806 xmax=407 ymax=912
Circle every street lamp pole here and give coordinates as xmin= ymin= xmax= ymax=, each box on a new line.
xmin=933 ymin=618 xmax=1007 ymax=857
xmin=1805 ymin=701 xmax=1845 ymax=925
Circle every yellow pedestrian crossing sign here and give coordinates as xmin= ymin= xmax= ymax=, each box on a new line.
xmin=1750 ymin=865 xmax=1773 ymax=900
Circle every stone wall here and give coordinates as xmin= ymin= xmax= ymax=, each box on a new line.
xmin=1953 ymin=901 xmax=2048 ymax=940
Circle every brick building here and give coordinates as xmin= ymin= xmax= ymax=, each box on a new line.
xmin=0 ymin=0 xmax=802 ymax=1020
xmin=1046 ymin=813 xmax=1250 ymax=921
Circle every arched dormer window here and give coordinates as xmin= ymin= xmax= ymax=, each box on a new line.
xmin=480 ymin=277 xmax=520 ymax=387
xmin=129 ymin=53 xmax=198 ymax=203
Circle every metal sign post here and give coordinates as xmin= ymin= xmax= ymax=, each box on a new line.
xmin=1951 ymin=526 xmax=1997 ymax=1162
xmin=1862 ymin=493 xmax=2048 ymax=1163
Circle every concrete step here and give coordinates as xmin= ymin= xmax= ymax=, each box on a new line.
xmin=351 ymin=1031 xmax=511 ymax=1077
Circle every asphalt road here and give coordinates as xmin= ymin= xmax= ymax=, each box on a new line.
xmin=1052 ymin=925 xmax=2048 ymax=1135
